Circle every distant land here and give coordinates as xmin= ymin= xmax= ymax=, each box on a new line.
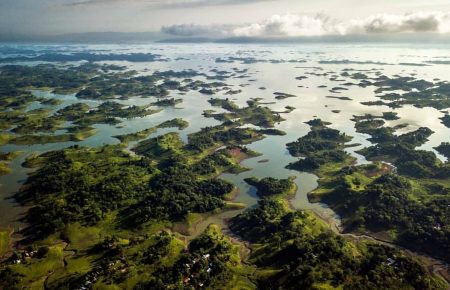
xmin=2 ymin=31 xmax=450 ymax=44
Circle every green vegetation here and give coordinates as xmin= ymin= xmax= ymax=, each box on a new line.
xmin=1 ymin=53 xmax=449 ymax=290
xmin=0 ymin=63 xmax=232 ymax=148
xmin=256 ymin=128 xmax=287 ymax=136
xmin=114 ymin=127 xmax=157 ymax=144
xmin=151 ymin=98 xmax=183 ymax=107
xmin=113 ymin=118 xmax=189 ymax=144
xmin=0 ymin=231 xmax=10 ymax=257
xmin=156 ymin=118 xmax=189 ymax=130
xmin=15 ymin=139 xmax=246 ymax=238
xmin=0 ymin=63 xmax=229 ymax=101
xmin=206 ymin=98 xmax=285 ymax=128
xmin=1 ymin=99 xmax=161 ymax=145
xmin=192 ymin=146 xmax=261 ymax=176
xmin=435 ymin=142 xmax=450 ymax=159
xmin=230 ymin=198 xmax=446 ymax=290
xmin=273 ymin=92 xmax=297 ymax=100
xmin=135 ymin=225 xmax=254 ymax=289
xmin=0 ymin=224 xmax=254 ymax=289
xmin=132 ymin=132 xmax=184 ymax=159
xmin=0 ymin=151 xmax=21 ymax=176
xmin=1 ymin=118 xmax=266 ymax=287
xmin=354 ymin=116 xmax=445 ymax=179
xmin=286 ymin=118 xmax=450 ymax=264
xmin=286 ymin=119 xmax=353 ymax=172
xmin=345 ymin=72 xmax=450 ymax=109
xmin=186 ymin=124 xmax=264 ymax=152
xmin=244 ymin=176 xmax=296 ymax=198
xmin=9 ymin=126 xmax=97 ymax=145
xmin=440 ymin=114 xmax=450 ymax=128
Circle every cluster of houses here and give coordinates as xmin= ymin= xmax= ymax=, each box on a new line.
xmin=76 ymin=255 xmax=129 ymax=290
xmin=76 ymin=270 xmax=99 ymax=290
xmin=182 ymin=253 xmax=213 ymax=288
xmin=11 ymin=248 xmax=41 ymax=264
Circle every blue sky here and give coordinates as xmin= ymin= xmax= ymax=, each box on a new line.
xmin=1 ymin=0 xmax=450 ymax=37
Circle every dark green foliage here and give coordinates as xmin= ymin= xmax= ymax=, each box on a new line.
xmin=328 ymin=173 xmax=450 ymax=263
xmin=120 ymin=163 xmax=228 ymax=227
xmin=206 ymin=98 xmax=284 ymax=128
xmin=142 ymin=232 xmax=173 ymax=265
xmin=288 ymin=150 xmax=348 ymax=171
xmin=286 ymin=119 xmax=352 ymax=171
xmin=151 ymin=98 xmax=182 ymax=107
xmin=0 ymin=267 xmax=22 ymax=290
xmin=192 ymin=150 xmax=234 ymax=175
xmin=441 ymin=114 xmax=450 ymax=128
xmin=287 ymin=121 xmax=351 ymax=157
xmin=351 ymin=175 xmax=449 ymax=262
xmin=16 ymin=144 xmax=234 ymax=238
xmin=229 ymin=199 xmax=305 ymax=242
xmin=354 ymin=117 xmax=439 ymax=178
xmin=347 ymin=73 xmax=450 ymax=110
xmin=135 ymin=226 xmax=235 ymax=289
xmin=187 ymin=125 xmax=262 ymax=151
xmin=434 ymin=142 xmax=450 ymax=159
xmin=244 ymin=177 xmax=294 ymax=197
xmin=287 ymin=118 xmax=450 ymax=265
xmin=230 ymin=198 xmax=439 ymax=290
xmin=16 ymin=146 xmax=151 ymax=237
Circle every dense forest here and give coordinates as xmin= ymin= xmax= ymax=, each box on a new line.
xmin=230 ymin=189 xmax=446 ymax=289
xmin=286 ymin=118 xmax=450 ymax=264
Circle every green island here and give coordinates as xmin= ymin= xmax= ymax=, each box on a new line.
xmin=205 ymin=98 xmax=285 ymax=127
xmin=113 ymin=118 xmax=189 ymax=144
xmin=286 ymin=119 xmax=353 ymax=172
xmin=343 ymin=72 xmax=450 ymax=110
xmin=441 ymin=114 xmax=450 ymax=128
xmin=151 ymin=98 xmax=183 ymax=107
xmin=285 ymin=118 xmax=450 ymax=266
xmin=273 ymin=92 xmax=297 ymax=100
xmin=244 ymin=176 xmax=297 ymax=198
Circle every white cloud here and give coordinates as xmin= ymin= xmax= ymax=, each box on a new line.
xmin=233 ymin=13 xmax=339 ymax=37
xmin=346 ymin=12 xmax=450 ymax=34
xmin=162 ymin=11 xmax=450 ymax=38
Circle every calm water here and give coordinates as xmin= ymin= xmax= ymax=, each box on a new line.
xmin=1 ymin=43 xmax=450 ymax=229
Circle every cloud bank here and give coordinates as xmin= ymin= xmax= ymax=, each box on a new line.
xmin=162 ymin=11 xmax=450 ymax=38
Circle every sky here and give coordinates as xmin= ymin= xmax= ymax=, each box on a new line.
xmin=1 ymin=0 xmax=450 ymax=38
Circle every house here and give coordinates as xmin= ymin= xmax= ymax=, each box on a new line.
xmin=386 ymin=258 xmax=396 ymax=266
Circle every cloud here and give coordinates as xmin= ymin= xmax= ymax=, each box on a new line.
xmin=162 ymin=12 xmax=450 ymax=38
xmin=232 ymin=13 xmax=339 ymax=37
xmin=346 ymin=12 xmax=450 ymax=34
xmin=66 ymin=0 xmax=273 ymax=8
